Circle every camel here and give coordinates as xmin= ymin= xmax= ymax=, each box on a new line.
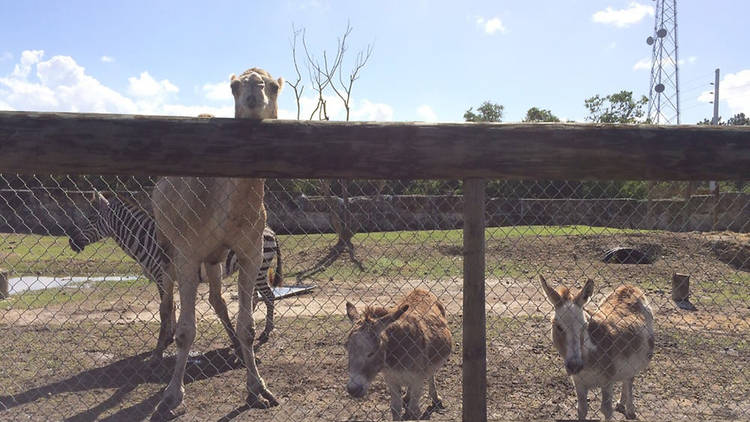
xmin=540 ymin=276 xmax=654 ymax=420
xmin=151 ymin=67 xmax=283 ymax=418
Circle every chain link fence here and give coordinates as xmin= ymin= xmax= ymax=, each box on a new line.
xmin=0 ymin=175 xmax=748 ymax=421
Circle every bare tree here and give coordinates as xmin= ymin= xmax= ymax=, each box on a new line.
xmin=287 ymin=24 xmax=305 ymax=120
xmin=291 ymin=22 xmax=373 ymax=281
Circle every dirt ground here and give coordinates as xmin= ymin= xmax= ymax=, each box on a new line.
xmin=1 ymin=230 xmax=749 ymax=421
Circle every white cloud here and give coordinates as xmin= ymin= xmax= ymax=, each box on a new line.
xmin=592 ymin=2 xmax=654 ymax=28
xmin=416 ymin=105 xmax=438 ymax=122
xmin=634 ymin=55 xmax=697 ymax=71
xmin=606 ymin=42 xmax=617 ymax=50
xmin=128 ymin=71 xmax=178 ymax=99
xmin=279 ymin=95 xmax=392 ymax=121
xmin=699 ymin=69 xmax=750 ymax=116
xmin=203 ymin=80 xmax=232 ymax=102
xmin=100 ymin=56 xmax=115 ymax=63
xmin=351 ymin=99 xmax=394 ymax=121
xmin=0 ymin=49 xmax=236 ymax=116
xmin=0 ymin=50 xmax=136 ymax=113
xmin=0 ymin=50 xmax=397 ymax=120
xmin=633 ymin=57 xmax=651 ymax=71
xmin=0 ymin=99 xmax=14 ymax=111
xmin=12 ymin=50 xmax=44 ymax=79
xmin=294 ymin=0 xmax=330 ymax=10
xmin=476 ymin=16 xmax=507 ymax=35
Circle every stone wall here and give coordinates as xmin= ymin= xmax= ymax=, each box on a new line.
xmin=1 ymin=189 xmax=748 ymax=236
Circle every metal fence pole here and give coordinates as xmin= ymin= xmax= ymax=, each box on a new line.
xmin=462 ymin=178 xmax=487 ymax=422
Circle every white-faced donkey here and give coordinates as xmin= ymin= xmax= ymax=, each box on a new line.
xmin=345 ymin=288 xmax=452 ymax=420
xmin=540 ymin=276 xmax=654 ymax=420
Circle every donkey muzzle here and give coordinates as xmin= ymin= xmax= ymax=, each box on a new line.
xmin=346 ymin=382 xmax=366 ymax=398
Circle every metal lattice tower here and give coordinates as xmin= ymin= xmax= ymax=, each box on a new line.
xmin=646 ymin=0 xmax=680 ymax=124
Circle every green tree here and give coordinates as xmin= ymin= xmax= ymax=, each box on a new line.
xmin=523 ymin=107 xmax=560 ymax=122
xmin=584 ymin=90 xmax=648 ymax=123
xmin=727 ymin=112 xmax=750 ymax=125
xmin=464 ymin=101 xmax=504 ymax=122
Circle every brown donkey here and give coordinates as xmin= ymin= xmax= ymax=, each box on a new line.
xmin=540 ymin=276 xmax=654 ymax=420
xmin=345 ymin=288 xmax=452 ymax=420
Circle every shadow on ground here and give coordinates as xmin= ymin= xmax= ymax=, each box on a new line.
xmin=0 ymin=348 xmax=242 ymax=422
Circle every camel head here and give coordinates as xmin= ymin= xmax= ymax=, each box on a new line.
xmin=230 ymin=67 xmax=284 ymax=119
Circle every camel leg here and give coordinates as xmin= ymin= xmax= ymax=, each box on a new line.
xmin=151 ymin=275 xmax=175 ymax=364
xmin=254 ymin=280 xmax=275 ymax=351
xmin=206 ymin=262 xmax=242 ymax=360
xmin=154 ymin=259 xmax=199 ymax=419
xmin=237 ymin=251 xmax=278 ymax=408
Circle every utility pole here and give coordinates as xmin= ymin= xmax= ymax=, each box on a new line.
xmin=709 ymin=68 xmax=720 ymax=228
xmin=711 ymin=68 xmax=720 ymax=125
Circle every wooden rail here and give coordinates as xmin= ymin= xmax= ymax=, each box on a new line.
xmin=1 ymin=111 xmax=749 ymax=180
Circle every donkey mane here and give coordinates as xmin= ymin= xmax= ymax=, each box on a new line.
xmin=362 ymin=305 xmax=390 ymax=320
xmin=555 ymin=286 xmax=573 ymax=302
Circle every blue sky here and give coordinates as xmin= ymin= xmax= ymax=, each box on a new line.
xmin=1 ymin=1 xmax=748 ymax=123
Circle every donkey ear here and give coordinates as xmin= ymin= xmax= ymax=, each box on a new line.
xmin=540 ymin=275 xmax=562 ymax=308
xmin=374 ymin=304 xmax=408 ymax=332
xmin=575 ymin=279 xmax=595 ymax=306
xmin=346 ymin=302 xmax=359 ymax=323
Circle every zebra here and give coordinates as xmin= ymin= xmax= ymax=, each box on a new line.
xmin=68 ymin=191 xmax=283 ymax=360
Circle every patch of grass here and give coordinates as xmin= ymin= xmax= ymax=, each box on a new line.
xmin=278 ymin=225 xmax=646 ymax=281
xmin=345 ymin=225 xmax=648 ymax=246
xmin=1 ymin=233 xmax=138 ymax=276
xmin=3 ymin=288 xmax=90 ymax=309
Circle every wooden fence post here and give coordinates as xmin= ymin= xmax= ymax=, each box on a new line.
xmin=463 ymin=179 xmax=487 ymax=422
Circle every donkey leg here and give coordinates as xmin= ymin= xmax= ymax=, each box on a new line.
xmin=206 ymin=263 xmax=242 ymax=360
xmin=151 ymin=276 xmax=175 ymax=364
xmin=237 ymin=254 xmax=277 ymax=408
xmin=616 ymin=377 xmax=637 ymax=419
xmin=600 ymin=384 xmax=614 ymax=421
xmin=387 ymin=383 xmax=404 ymax=421
xmin=427 ymin=375 xmax=445 ymax=410
xmin=403 ymin=379 xmax=424 ymax=421
xmin=574 ymin=380 xmax=589 ymax=421
xmin=153 ymin=263 xmax=199 ymax=419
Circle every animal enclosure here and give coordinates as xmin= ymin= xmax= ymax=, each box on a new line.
xmin=0 ymin=112 xmax=749 ymax=421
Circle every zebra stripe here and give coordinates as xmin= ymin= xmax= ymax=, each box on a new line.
xmin=224 ymin=227 xmax=282 ymax=303
xmin=70 ymin=196 xmax=281 ymax=299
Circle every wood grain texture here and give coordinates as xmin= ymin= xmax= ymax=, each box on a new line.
xmin=1 ymin=111 xmax=749 ymax=180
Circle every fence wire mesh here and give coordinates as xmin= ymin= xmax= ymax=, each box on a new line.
xmin=0 ymin=175 xmax=748 ymax=421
